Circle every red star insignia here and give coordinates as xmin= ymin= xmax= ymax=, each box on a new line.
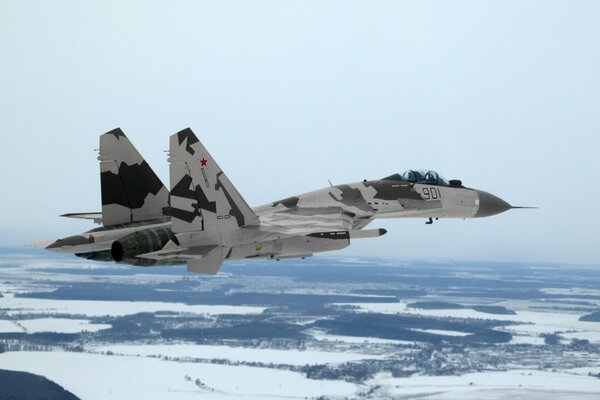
xmin=200 ymin=158 xmax=208 ymax=167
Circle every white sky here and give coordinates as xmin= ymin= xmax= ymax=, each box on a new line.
xmin=1 ymin=1 xmax=598 ymax=264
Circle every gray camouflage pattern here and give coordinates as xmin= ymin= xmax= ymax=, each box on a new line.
xmin=45 ymin=127 xmax=516 ymax=275
xmin=99 ymin=128 xmax=169 ymax=226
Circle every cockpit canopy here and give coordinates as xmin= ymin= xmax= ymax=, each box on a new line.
xmin=382 ymin=170 xmax=450 ymax=186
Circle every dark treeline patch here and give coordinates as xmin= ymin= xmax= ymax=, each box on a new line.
xmin=351 ymin=289 xmax=427 ymax=297
xmin=15 ymin=282 xmax=394 ymax=308
xmin=302 ymin=361 xmax=382 ymax=382
xmin=94 ymin=312 xmax=307 ymax=342
xmin=0 ymin=333 xmax=26 ymax=340
xmin=96 ymin=312 xmax=173 ymax=341
xmin=161 ymin=321 xmax=307 ymax=341
xmin=408 ymin=301 xmax=465 ymax=310
xmin=0 ymin=369 xmax=81 ymax=400
xmin=0 ymin=332 xmax=79 ymax=344
xmin=472 ymin=305 xmax=516 ymax=315
xmin=312 ymin=313 xmax=512 ymax=344
xmin=580 ymin=311 xmax=600 ymax=322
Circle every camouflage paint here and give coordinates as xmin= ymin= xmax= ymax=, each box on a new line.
xmin=47 ymin=127 xmax=514 ymax=274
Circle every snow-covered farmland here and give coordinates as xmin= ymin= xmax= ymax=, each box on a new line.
xmin=0 ymin=320 xmax=22 ymax=333
xmin=509 ymin=335 xmax=546 ymax=345
xmin=309 ymin=329 xmax=416 ymax=345
xmin=17 ymin=318 xmax=111 ymax=333
xmin=0 ymin=293 xmax=265 ymax=317
xmin=93 ymin=343 xmax=383 ymax=365
xmin=0 ymin=317 xmax=110 ymax=334
xmin=368 ymin=369 xmax=600 ymax=399
xmin=410 ymin=328 xmax=471 ymax=337
xmin=0 ymin=351 xmax=358 ymax=400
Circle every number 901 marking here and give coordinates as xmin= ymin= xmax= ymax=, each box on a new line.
xmin=422 ymin=187 xmax=441 ymax=200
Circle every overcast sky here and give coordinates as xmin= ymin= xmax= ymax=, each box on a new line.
xmin=1 ymin=1 xmax=598 ymax=265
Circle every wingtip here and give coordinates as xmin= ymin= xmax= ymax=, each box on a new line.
xmin=174 ymin=127 xmax=199 ymax=146
xmin=102 ymin=127 xmax=126 ymax=139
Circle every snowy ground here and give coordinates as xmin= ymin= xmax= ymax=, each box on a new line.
xmin=0 ymin=351 xmax=358 ymax=400
xmin=10 ymin=318 xmax=111 ymax=333
xmin=0 ymin=319 xmax=22 ymax=333
xmin=2 ymin=351 xmax=600 ymax=400
xmin=92 ymin=343 xmax=384 ymax=365
xmin=0 ymin=293 xmax=265 ymax=317
xmin=2 ymin=255 xmax=600 ymax=398
xmin=410 ymin=328 xmax=471 ymax=337
xmin=367 ymin=369 xmax=600 ymax=399
xmin=308 ymin=328 xmax=416 ymax=345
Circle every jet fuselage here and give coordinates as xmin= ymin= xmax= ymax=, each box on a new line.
xmin=49 ymin=176 xmax=511 ymax=266
xmin=43 ymin=129 xmax=517 ymax=274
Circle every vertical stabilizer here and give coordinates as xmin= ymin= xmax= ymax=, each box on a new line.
xmin=168 ymin=128 xmax=258 ymax=244
xmin=99 ymin=128 xmax=169 ymax=226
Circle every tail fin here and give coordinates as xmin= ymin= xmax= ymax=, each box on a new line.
xmin=168 ymin=128 xmax=258 ymax=241
xmin=99 ymin=128 xmax=169 ymax=226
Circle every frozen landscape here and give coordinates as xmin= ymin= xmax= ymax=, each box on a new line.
xmin=1 ymin=249 xmax=600 ymax=399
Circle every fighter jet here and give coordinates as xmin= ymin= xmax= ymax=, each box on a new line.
xmin=44 ymin=128 xmax=520 ymax=274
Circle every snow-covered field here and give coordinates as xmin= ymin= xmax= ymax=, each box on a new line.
xmin=411 ymin=328 xmax=471 ymax=337
xmin=0 ymin=320 xmax=22 ymax=333
xmin=367 ymin=369 xmax=600 ymax=399
xmin=0 ymin=293 xmax=265 ymax=317
xmin=509 ymin=335 xmax=546 ymax=345
xmin=0 ymin=351 xmax=358 ymax=400
xmin=309 ymin=329 xmax=416 ymax=345
xmin=17 ymin=318 xmax=111 ymax=333
xmin=93 ymin=343 xmax=383 ymax=365
xmin=0 ymin=318 xmax=110 ymax=334
xmin=2 ymin=256 xmax=600 ymax=399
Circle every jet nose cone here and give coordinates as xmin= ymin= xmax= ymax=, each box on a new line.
xmin=475 ymin=190 xmax=512 ymax=218
xmin=45 ymin=239 xmax=64 ymax=252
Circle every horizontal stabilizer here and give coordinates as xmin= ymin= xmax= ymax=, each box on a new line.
xmin=139 ymin=240 xmax=226 ymax=275
xmin=138 ymin=242 xmax=216 ymax=261
xmin=138 ymin=241 xmax=227 ymax=275
xmin=60 ymin=213 xmax=103 ymax=225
